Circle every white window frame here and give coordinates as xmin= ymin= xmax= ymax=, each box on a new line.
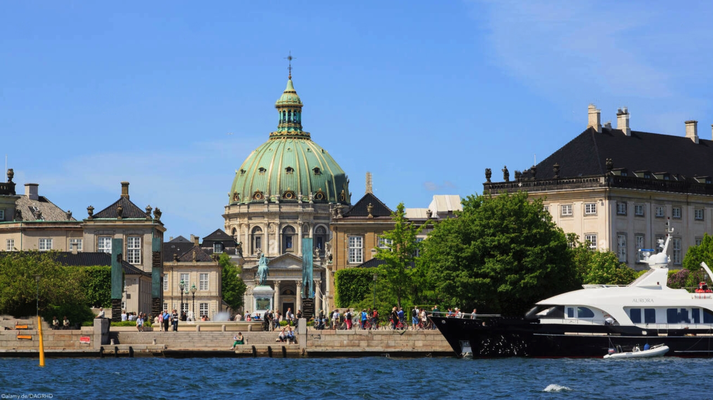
xmin=617 ymin=202 xmax=627 ymax=216
xmin=98 ymin=236 xmax=112 ymax=254
xmin=6 ymin=239 xmax=14 ymax=251
xmin=39 ymin=238 xmax=52 ymax=251
xmin=199 ymin=273 xmax=209 ymax=291
xmin=163 ymin=274 xmax=168 ymax=291
xmin=179 ymin=273 xmax=189 ymax=291
xmin=199 ymin=303 xmax=209 ymax=317
xmin=696 ymin=237 xmax=703 ymax=246
xmin=561 ymin=204 xmax=573 ymax=216
xmin=69 ymin=238 xmax=83 ymax=252
xmin=634 ymin=204 xmax=644 ymax=217
xmin=127 ymin=236 xmax=141 ymax=265
xmin=377 ymin=237 xmax=392 ymax=249
xmin=213 ymin=243 xmax=223 ymax=253
xmin=695 ymin=209 xmax=704 ymax=221
xmin=414 ymin=237 xmax=425 ymax=257
xmin=635 ymin=234 xmax=645 ymax=263
xmin=617 ymin=234 xmax=627 ymax=263
xmin=655 ymin=206 xmax=665 ymax=218
xmin=584 ymin=234 xmax=597 ymax=250
xmin=348 ymin=236 xmax=363 ymax=264
xmin=672 ymin=207 xmax=682 ymax=219
xmin=181 ymin=303 xmax=189 ymax=314
xmin=673 ymin=238 xmax=682 ymax=265
xmin=163 ymin=302 xmax=168 ymax=311
xmin=584 ymin=203 xmax=596 ymax=215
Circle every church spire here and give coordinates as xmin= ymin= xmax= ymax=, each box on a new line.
xmin=271 ymin=53 xmax=310 ymax=140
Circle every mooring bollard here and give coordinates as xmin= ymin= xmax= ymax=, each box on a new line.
xmin=221 ymin=325 xmax=226 ymax=332
xmin=251 ymin=345 xmax=257 ymax=358
xmin=267 ymin=346 xmax=273 ymax=358
xmin=110 ymin=339 xmax=115 ymax=345
xmin=114 ymin=346 xmax=119 ymax=357
xmin=129 ymin=346 xmax=134 ymax=358
xmin=282 ymin=346 xmax=287 ymax=358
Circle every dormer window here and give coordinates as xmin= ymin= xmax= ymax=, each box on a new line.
xmin=283 ymin=190 xmax=296 ymax=200
xmin=240 ymin=169 xmax=246 ymax=175
xmin=213 ymin=243 xmax=223 ymax=254
xmin=313 ymin=167 xmax=322 ymax=175
xmin=258 ymin=167 xmax=267 ymax=174
xmin=285 ymin=167 xmax=294 ymax=174
xmin=253 ymin=190 xmax=264 ymax=200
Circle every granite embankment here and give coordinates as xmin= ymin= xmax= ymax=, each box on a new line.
xmin=0 ymin=318 xmax=453 ymax=358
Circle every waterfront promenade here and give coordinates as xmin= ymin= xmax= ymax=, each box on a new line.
xmin=0 ymin=317 xmax=453 ymax=358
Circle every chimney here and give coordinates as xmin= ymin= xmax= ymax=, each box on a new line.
xmin=365 ymin=172 xmax=373 ymax=194
xmin=616 ymin=107 xmax=631 ymax=136
xmin=685 ymin=120 xmax=698 ymax=144
xmin=191 ymin=235 xmax=199 ymax=246
xmin=121 ymin=181 xmax=130 ymax=199
xmin=588 ymin=104 xmax=601 ymax=133
xmin=169 ymin=236 xmax=174 ymax=241
xmin=25 ymin=183 xmax=39 ymax=200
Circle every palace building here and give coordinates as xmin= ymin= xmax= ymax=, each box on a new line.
xmin=485 ymin=105 xmax=713 ymax=270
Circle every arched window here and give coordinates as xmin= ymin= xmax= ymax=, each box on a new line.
xmin=251 ymin=226 xmax=263 ymax=255
xmin=282 ymin=225 xmax=295 ymax=253
xmin=314 ymin=225 xmax=328 ymax=256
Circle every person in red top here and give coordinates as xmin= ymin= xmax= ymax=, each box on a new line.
xmin=371 ymin=309 xmax=379 ymax=330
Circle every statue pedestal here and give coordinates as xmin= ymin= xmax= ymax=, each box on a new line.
xmin=252 ymin=285 xmax=275 ymax=318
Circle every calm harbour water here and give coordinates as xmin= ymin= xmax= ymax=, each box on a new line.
xmin=0 ymin=356 xmax=702 ymax=399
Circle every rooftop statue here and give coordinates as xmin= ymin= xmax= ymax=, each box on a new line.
xmin=257 ymin=253 xmax=269 ymax=286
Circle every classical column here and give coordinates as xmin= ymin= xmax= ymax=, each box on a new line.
xmin=314 ymin=279 xmax=322 ymax=316
xmin=296 ymin=281 xmax=303 ymax=313
xmin=297 ymin=222 xmax=302 ymax=256
xmin=274 ymin=280 xmax=281 ymax=313
xmin=325 ymin=265 xmax=332 ymax=311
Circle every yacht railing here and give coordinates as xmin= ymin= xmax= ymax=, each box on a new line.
xmin=429 ymin=312 xmax=501 ymax=318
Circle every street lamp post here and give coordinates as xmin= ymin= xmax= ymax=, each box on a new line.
xmin=373 ymin=273 xmax=378 ymax=310
xmin=179 ymin=280 xmax=185 ymax=318
xmin=190 ymin=284 xmax=197 ymax=320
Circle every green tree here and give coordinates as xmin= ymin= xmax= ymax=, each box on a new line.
xmin=334 ymin=267 xmax=378 ymax=308
xmin=581 ymin=251 xmax=638 ymax=285
xmin=374 ymin=203 xmax=428 ymax=308
xmin=420 ymin=192 xmax=579 ymax=315
xmin=0 ymin=251 xmax=87 ymax=317
xmin=683 ymin=233 xmax=713 ymax=273
xmin=80 ymin=266 xmax=112 ymax=308
xmin=219 ymin=253 xmax=247 ymax=311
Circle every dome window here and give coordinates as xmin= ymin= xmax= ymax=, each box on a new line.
xmin=258 ymin=167 xmax=267 ymax=174
xmin=240 ymin=169 xmax=246 ymax=175
xmin=313 ymin=167 xmax=322 ymax=175
xmin=232 ymin=192 xmax=240 ymax=202
xmin=253 ymin=190 xmax=264 ymax=200
xmin=283 ymin=190 xmax=296 ymax=200
xmin=314 ymin=189 xmax=325 ymax=201
xmin=285 ymin=167 xmax=294 ymax=175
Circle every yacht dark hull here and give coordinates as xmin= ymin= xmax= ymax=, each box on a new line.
xmin=431 ymin=316 xmax=713 ymax=358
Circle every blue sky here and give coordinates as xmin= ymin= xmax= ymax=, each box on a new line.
xmin=2 ymin=1 xmax=712 ymax=238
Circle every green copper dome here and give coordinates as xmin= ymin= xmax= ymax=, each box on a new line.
xmin=229 ymin=77 xmax=350 ymax=205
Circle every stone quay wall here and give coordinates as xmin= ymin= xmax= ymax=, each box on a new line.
xmin=305 ymin=329 xmax=451 ymax=353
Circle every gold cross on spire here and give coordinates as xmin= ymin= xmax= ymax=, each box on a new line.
xmin=285 ymin=51 xmax=294 ymax=79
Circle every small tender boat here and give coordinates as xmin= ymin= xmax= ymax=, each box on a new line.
xmin=603 ymin=344 xmax=669 ymax=359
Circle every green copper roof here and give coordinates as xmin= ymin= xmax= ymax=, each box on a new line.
xmin=275 ymin=79 xmax=303 ymax=106
xmin=229 ymin=138 xmax=350 ymax=205
xmin=229 ymin=76 xmax=350 ymax=205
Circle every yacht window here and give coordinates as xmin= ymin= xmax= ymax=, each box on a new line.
xmin=680 ymin=308 xmax=690 ymax=323
xmin=630 ymin=309 xmax=641 ymax=324
xmin=692 ymin=309 xmax=700 ymax=324
xmin=704 ymin=309 xmax=713 ymax=324
xmin=577 ymin=307 xmax=594 ymax=318
xmin=666 ymin=308 xmax=679 ymax=324
xmin=566 ymin=307 xmax=574 ymax=318
xmin=644 ymin=309 xmax=656 ymax=324
xmin=537 ymin=306 xmax=564 ymax=319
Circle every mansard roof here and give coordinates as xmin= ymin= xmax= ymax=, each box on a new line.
xmin=177 ymin=246 xmax=214 ymax=262
xmin=15 ymin=195 xmax=74 ymax=222
xmin=203 ymin=229 xmax=235 ymax=243
xmin=343 ymin=193 xmax=392 ymax=218
xmin=163 ymin=241 xmax=195 ymax=262
xmin=522 ymin=127 xmax=713 ymax=180
xmin=93 ymin=197 xmax=149 ymax=219
xmin=51 ymin=252 xmax=147 ymax=275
